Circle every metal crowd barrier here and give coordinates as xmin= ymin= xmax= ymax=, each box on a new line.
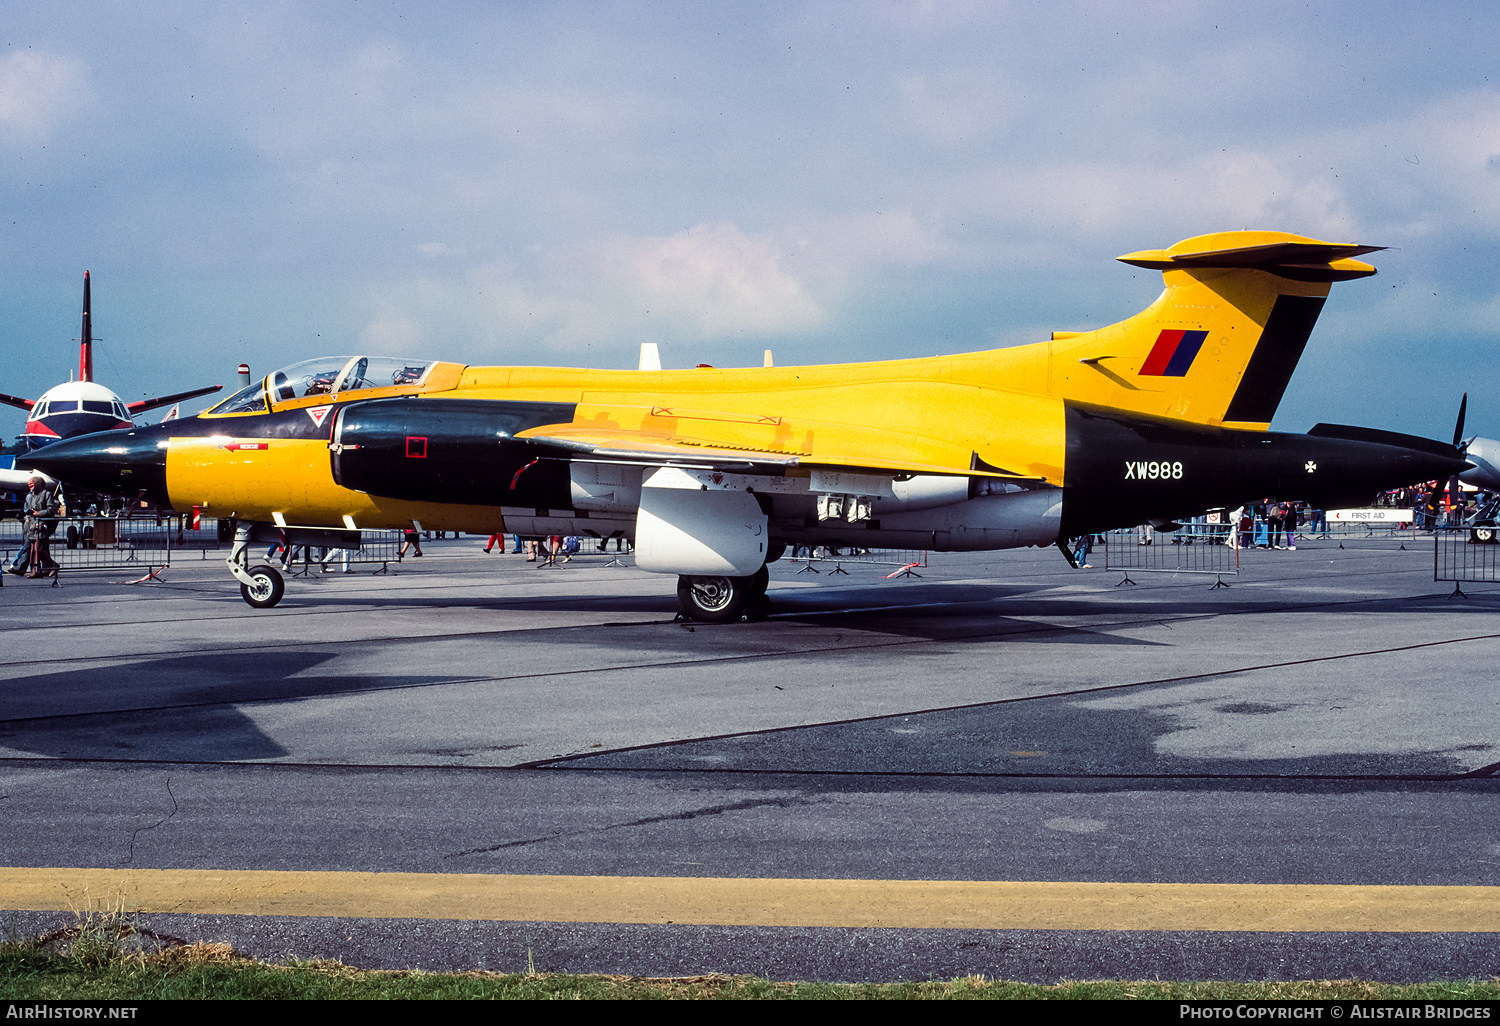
xmin=491 ymin=535 xmax=634 ymax=568
xmin=1435 ymin=526 xmax=1500 ymax=597
xmin=2 ymin=516 xmax=181 ymax=582
xmin=785 ymin=546 xmax=928 ymax=578
xmin=1102 ymin=524 xmax=1239 ymax=588
xmin=1302 ymin=520 xmax=1425 ymax=539
xmin=1 ymin=516 xmax=410 ymax=582
xmin=259 ymin=529 xmax=405 ymax=576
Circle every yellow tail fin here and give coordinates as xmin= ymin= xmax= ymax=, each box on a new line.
xmin=1026 ymin=231 xmax=1381 ymax=429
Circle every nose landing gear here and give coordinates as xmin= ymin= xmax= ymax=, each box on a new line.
xmin=227 ymin=521 xmax=285 ymax=608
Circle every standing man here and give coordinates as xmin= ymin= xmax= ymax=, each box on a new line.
xmin=22 ymin=473 xmax=61 ymax=578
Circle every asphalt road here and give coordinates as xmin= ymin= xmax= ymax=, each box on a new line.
xmin=0 ymin=532 xmax=1496 ymax=981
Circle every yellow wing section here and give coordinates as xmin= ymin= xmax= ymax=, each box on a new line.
xmin=490 ymin=380 xmax=1067 ymax=484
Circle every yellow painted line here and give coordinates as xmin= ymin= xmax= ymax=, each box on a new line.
xmin=4 ymin=869 xmax=1499 ymax=932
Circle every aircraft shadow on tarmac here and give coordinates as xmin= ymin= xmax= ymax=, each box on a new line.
xmin=272 ymin=579 xmax=1185 ymax=645
xmin=539 ymin=686 xmax=1500 ymax=784
xmin=0 ymin=651 xmax=456 ymax=763
xmin=282 ymin=573 xmax=1500 ymax=643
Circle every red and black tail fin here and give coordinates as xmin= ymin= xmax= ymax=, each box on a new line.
xmin=78 ymin=271 xmax=93 ymax=383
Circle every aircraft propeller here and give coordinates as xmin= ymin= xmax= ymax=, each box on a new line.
xmin=1426 ymin=393 xmax=1472 ymax=523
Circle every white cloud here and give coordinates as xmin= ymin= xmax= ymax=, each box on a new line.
xmin=349 ymin=222 xmax=839 ymax=362
xmin=895 ymin=70 xmax=1011 ymax=146
xmin=1351 ymin=90 xmax=1500 ymax=236
xmin=0 ymin=51 xmax=88 ymax=139
xmin=598 ymin=222 xmax=827 ymax=337
xmin=358 ymin=315 xmax=423 ymax=352
xmin=792 ymin=209 xmax=953 ymax=274
xmin=961 ymin=149 xmax=1356 ymax=243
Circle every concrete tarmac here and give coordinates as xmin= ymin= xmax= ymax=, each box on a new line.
xmin=0 ymin=533 xmax=1496 ymax=981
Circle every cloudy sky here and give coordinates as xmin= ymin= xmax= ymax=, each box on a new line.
xmin=2 ymin=1 xmax=1496 ymax=443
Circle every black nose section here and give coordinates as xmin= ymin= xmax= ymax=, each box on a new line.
xmin=20 ymin=425 xmax=172 ymax=506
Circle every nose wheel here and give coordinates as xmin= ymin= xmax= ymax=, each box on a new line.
xmin=239 ymin=564 xmax=285 ymax=608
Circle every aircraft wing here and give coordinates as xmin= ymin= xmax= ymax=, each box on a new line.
xmin=0 ymin=392 xmax=35 ymax=412
xmin=128 ymin=384 xmax=223 ymax=415
xmin=520 ymin=423 xmax=1044 ymax=481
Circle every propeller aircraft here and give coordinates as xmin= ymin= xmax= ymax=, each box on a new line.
xmin=1420 ymin=394 xmax=1500 ymax=541
xmin=23 ymin=230 xmax=1472 ymax=617
xmin=0 ymin=272 xmax=222 ymax=494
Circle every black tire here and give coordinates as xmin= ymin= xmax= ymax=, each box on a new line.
xmin=240 ymin=565 xmax=285 ymax=609
xmin=1472 ymin=525 xmax=1496 ymax=544
xmin=65 ymin=525 xmax=78 ymax=550
xmin=677 ymin=574 xmax=751 ymax=622
xmin=747 ymin=564 xmax=770 ymax=598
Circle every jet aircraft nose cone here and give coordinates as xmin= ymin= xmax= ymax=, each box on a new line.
xmin=21 ymin=426 xmax=171 ymax=506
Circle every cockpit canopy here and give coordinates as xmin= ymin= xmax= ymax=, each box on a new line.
xmin=209 ymin=356 xmax=436 ymax=414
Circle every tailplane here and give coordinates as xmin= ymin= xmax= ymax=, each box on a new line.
xmin=1036 ymin=231 xmax=1380 ymax=429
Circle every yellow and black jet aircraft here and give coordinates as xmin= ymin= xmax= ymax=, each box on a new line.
xmin=25 ymin=230 xmax=1469 ymax=618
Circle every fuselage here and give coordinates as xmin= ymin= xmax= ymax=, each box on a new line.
xmin=1460 ymin=436 xmax=1500 ymax=492
xmin=22 ymin=352 xmax=1468 ymax=554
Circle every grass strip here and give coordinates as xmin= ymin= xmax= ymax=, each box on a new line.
xmin=3 ymin=943 xmax=1499 ymax=1001
xmin=4 ymin=911 xmax=1497 ymax=1000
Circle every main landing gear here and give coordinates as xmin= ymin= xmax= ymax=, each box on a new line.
xmin=676 ymin=565 xmax=770 ymax=623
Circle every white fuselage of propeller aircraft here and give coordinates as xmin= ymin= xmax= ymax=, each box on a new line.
xmin=1459 ymin=436 xmax=1500 ymax=492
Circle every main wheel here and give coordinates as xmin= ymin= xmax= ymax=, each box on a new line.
xmin=1472 ymin=525 xmax=1496 ymax=544
xmin=240 ymin=565 xmax=285 ymax=608
xmin=677 ymin=574 xmax=750 ymax=622
xmin=747 ymin=564 xmax=770 ymax=598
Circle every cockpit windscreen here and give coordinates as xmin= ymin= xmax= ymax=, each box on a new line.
xmin=268 ymin=357 xmax=433 ymax=402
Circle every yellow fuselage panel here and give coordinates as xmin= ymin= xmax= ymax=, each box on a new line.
xmin=166 ymin=437 xmax=503 ymax=532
